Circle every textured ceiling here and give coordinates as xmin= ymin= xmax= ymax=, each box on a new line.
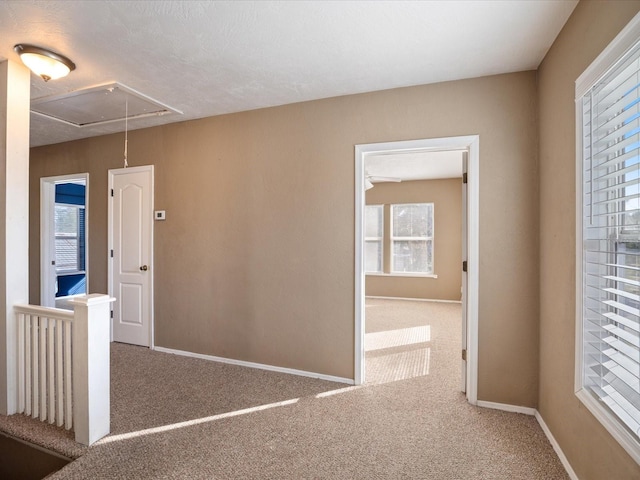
xmin=0 ymin=0 xmax=578 ymax=147
xmin=366 ymin=151 xmax=463 ymax=183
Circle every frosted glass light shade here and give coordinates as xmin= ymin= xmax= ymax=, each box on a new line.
xmin=14 ymin=44 xmax=75 ymax=82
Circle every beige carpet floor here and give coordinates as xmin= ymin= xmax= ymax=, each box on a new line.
xmin=0 ymin=299 xmax=569 ymax=479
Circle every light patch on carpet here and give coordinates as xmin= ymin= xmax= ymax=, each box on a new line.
xmin=97 ymin=398 xmax=299 ymax=445
xmin=366 ymin=347 xmax=431 ymax=384
xmin=315 ymin=385 xmax=363 ymax=398
xmin=365 ymin=325 xmax=430 ymax=351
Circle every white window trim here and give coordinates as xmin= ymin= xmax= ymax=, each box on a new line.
xmin=390 ymin=203 xmax=434 ymax=275
xmin=575 ymin=11 xmax=640 ymax=465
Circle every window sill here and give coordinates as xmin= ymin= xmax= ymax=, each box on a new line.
xmin=56 ymin=270 xmax=86 ymax=277
xmin=365 ymin=272 xmax=438 ymax=279
xmin=575 ymin=388 xmax=640 ymax=464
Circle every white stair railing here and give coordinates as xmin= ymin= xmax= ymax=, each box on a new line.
xmin=15 ymin=305 xmax=73 ymax=429
xmin=14 ymin=294 xmax=114 ymax=445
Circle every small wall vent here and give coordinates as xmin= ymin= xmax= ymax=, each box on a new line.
xmin=31 ymin=82 xmax=182 ymax=127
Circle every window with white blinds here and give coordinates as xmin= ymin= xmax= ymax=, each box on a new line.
xmin=579 ymin=35 xmax=640 ymax=456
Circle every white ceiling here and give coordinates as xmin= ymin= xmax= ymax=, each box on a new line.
xmin=366 ymin=150 xmax=464 ymax=182
xmin=0 ymin=1 xmax=577 ymax=148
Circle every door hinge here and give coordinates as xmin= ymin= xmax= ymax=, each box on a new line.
xmin=110 ymin=310 xmax=114 ymax=319
xmin=110 ymin=249 xmax=114 ymax=258
xmin=111 ymin=188 xmax=114 ymax=197
xmin=462 ymin=172 xmax=468 ymax=184
xmin=462 ymin=349 xmax=467 ymax=361
xmin=462 ymin=260 xmax=467 ymax=272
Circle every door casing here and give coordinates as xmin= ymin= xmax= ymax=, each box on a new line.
xmin=354 ymin=135 xmax=479 ymax=405
xmin=40 ymin=173 xmax=89 ymax=308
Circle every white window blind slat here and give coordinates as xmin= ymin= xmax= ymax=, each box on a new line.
xmin=601 ymin=385 xmax=640 ymax=436
xmin=603 ymin=275 xmax=640 ymax=288
xmin=603 ymin=323 xmax=640 ymax=346
xmin=591 ymin=172 xmax=640 ymax=195
xmin=603 ymin=312 xmax=640 ymax=333
xmin=606 ymin=263 xmax=640 ymax=272
xmin=594 ymin=156 xmax=640 ymax=182
xmin=600 ymin=359 xmax=639 ymax=391
xmin=603 ymin=335 xmax=640 ymax=362
xmin=602 ymin=299 xmax=640 ymax=318
xmin=603 ymin=287 xmax=640 ymax=302
xmin=603 ymin=348 xmax=640 ymax=381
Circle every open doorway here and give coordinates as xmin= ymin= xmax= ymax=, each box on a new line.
xmin=40 ymin=173 xmax=89 ymax=309
xmin=355 ymin=136 xmax=479 ymax=404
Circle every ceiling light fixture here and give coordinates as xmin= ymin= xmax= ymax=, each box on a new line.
xmin=14 ymin=44 xmax=76 ymax=82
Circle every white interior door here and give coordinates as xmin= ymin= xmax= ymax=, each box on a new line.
xmin=109 ymin=166 xmax=154 ymax=347
xmin=461 ymin=151 xmax=468 ymax=393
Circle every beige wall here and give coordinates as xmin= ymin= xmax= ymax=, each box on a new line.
xmin=538 ymin=1 xmax=640 ymax=478
xmin=29 ymin=70 xmax=538 ymax=405
xmin=365 ymin=178 xmax=462 ymax=301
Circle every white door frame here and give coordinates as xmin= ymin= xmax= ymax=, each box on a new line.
xmin=40 ymin=173 xmax=90 ymax=307
xmin=354 ymin=135 xmax=479 ymax=405
xmin=108 ymin=165 xmax=155 ymax=347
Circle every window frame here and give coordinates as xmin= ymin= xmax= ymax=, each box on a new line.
xmin=390 ymin=202 xmax=434 ymax=275
xmin=575 ymin=12 xmax=640 ymax=464
xmin=364 ymin=204 xmax=384 ymax=274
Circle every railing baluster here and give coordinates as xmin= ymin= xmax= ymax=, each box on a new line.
xmin=47 ymin=318 xmax=55 ymax=424
xmin=32 ymin=315 xmax=39 ymax=419
xmin=39 ymin=317 xmax=47 ymax=421
xmin=56 ymin=319 xmax=64 ymax=427
xmin=64 ymin=320 xmax=72 ymax=430
xmin=17 ymin=312 xmax=25 ymax=413
xmin=25 ymin=315 xmax=32 ymax=416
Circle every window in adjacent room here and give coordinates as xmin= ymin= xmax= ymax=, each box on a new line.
xmin=391 ymin=203 xmax=434 ymax=274
xmin=576 ymin=21 xmax=640 ymax=462
xmin=54 ymin=204 xmax=86 ymax=274
xmin=364 ymin=205 xmax=383 ymax=273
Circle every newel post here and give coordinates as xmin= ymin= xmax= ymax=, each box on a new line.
xmin=70 ymin=294 xmax=114 ymax=445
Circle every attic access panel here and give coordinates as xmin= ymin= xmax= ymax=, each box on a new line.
xmin=30 ymin=82 xmax=182 ymax=127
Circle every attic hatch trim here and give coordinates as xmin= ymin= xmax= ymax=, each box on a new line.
xmin=30 ymin=82 xmax=183 ymax=128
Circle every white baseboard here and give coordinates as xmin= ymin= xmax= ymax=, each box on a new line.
xmin=535 ymin=411 xmax=579 ymax=480
xmin=152 ymin=346 xmax=354 ymax=385
xmin=475 ymin=401 xmax=578 ymax=479
xmin=366 ymin=295 xmax=462 ymax=304
xmin=476 ymin=400 xmax=537 ymax=416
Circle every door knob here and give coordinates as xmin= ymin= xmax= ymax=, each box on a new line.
xmin=140 ymin=265 xmax=148 ymax=271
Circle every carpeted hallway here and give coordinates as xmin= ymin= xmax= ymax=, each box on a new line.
xmin=0 ymin=299 xmax=568 ymax=479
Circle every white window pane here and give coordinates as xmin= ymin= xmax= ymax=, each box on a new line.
xmin=392 ymin=239 xmax=432 ymax=273
xmin=55 ymin=205 xmax=78 ymax=234
xmin=392 ymin=203 xmax=432 ymax=237
xmin=365 ymin=241 xmax=382 ymax=273
xmin=365 ymin=205 xmax=383 ymax=237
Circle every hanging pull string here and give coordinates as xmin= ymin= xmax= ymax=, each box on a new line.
xmin=123 ymin=99 xmax=129 ymax=168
